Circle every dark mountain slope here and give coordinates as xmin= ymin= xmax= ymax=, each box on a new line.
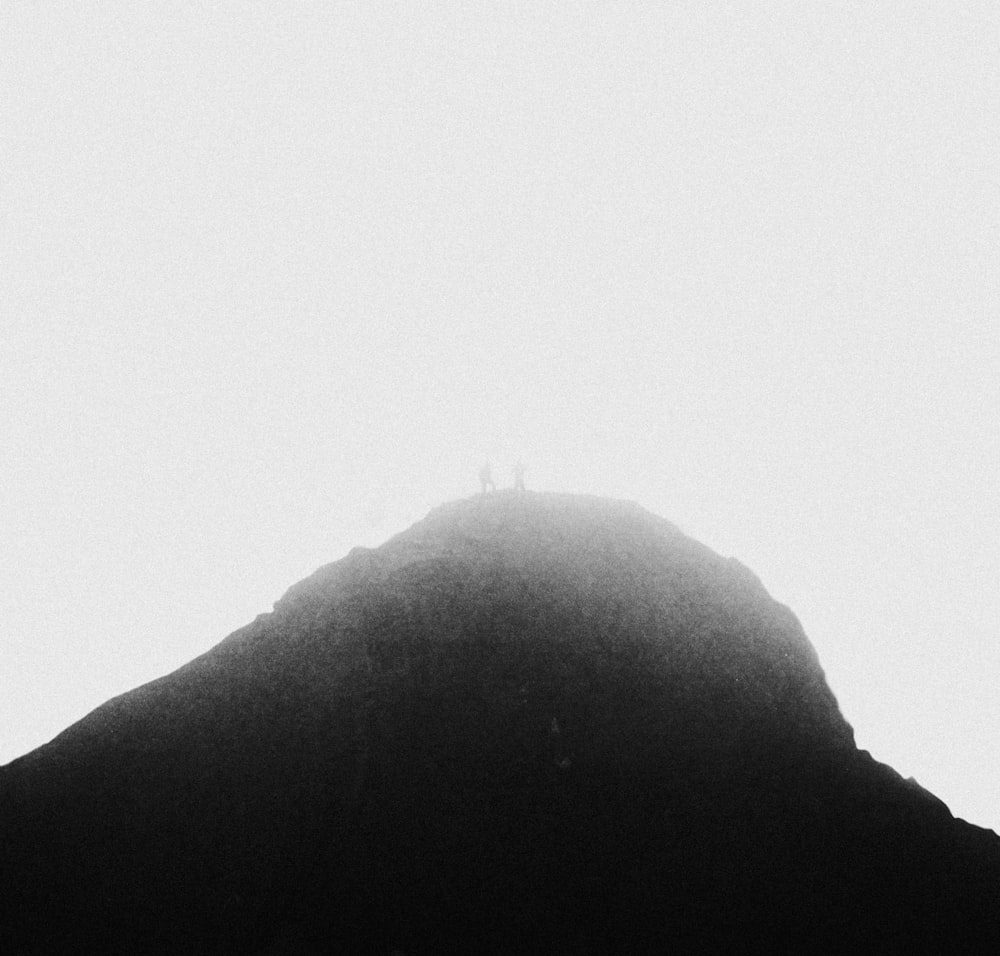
xmin=2 ymin=492 xmax=998 ymax=954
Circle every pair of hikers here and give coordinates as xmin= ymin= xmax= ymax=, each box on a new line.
xmin=479 ymin=461 xmax=525 ymax=494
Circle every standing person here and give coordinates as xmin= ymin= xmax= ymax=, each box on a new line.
xmin=513 ymin=460 xmax=526 ymax=492
xmin=479 ymin=461 xmax=496 ymax=494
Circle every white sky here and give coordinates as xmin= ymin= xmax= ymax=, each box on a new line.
xmin=3 ymin=3 xmax=998 ymax=830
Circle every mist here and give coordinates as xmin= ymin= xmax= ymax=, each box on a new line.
xmin=3 ymin=2 xmax=998 ymax=833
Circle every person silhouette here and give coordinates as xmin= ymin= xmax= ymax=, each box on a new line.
xmin=513 ymin=460 xmax=526 ymax=492
xmin=479 ymin=462 xmax=496 ymax=494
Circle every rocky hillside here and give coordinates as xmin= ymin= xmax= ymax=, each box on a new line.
xmin=3 ymin=492 xmax=998 ymax=953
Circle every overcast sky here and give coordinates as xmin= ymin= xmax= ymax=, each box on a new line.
xmin=3 ymin=3 xmax=999 ymax=830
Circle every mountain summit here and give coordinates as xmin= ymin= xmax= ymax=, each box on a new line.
xmin=3 ymin=492 xmax=999 ymax=953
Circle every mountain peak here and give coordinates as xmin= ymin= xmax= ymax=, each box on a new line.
xmin=3 ymin=494 xmax=999 ymax=953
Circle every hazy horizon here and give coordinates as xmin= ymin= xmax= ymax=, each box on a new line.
xmin=4 ymin=3 xmax=998 ymax=833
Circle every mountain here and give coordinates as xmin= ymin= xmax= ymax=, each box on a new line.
xmin=2 ymin=492 xmax=999 ymax=954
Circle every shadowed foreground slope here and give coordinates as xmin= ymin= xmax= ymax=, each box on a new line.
xmin=3 ymin=493 xmax=999 ymax=953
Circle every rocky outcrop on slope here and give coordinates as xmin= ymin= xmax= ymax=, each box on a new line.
xmin=2 ymin=492 xmax=998 ymax=953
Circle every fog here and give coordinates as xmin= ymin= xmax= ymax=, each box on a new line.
xmin=3 ymin=4 xmax=998 ymax=830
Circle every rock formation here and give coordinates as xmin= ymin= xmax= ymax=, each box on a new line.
xmin=3 ymin=492 xmax=998 ymax=953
